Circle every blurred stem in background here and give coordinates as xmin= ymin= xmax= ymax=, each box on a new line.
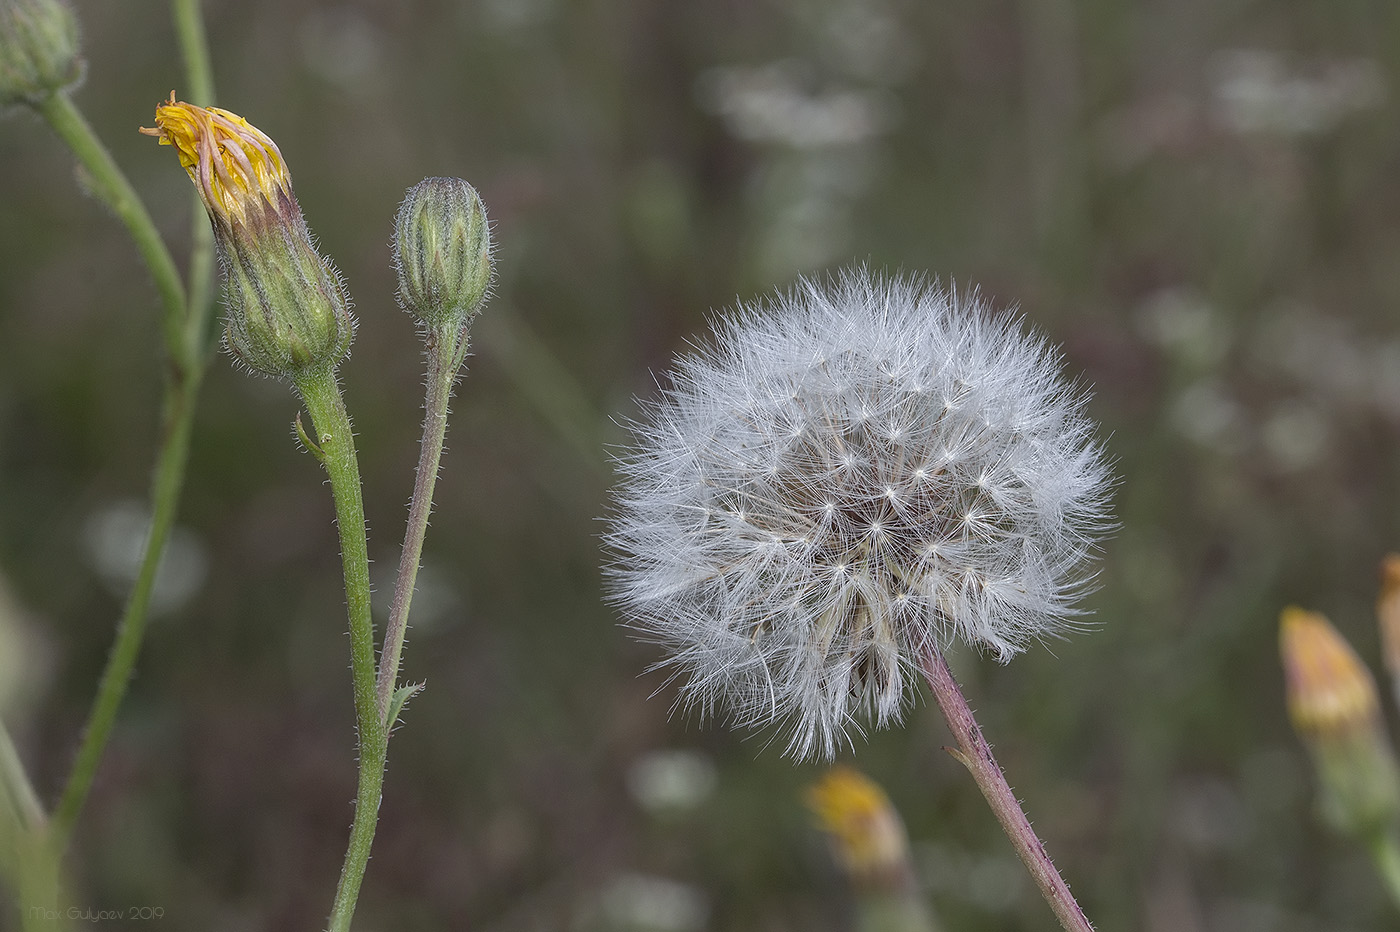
xmin=0 ymin=0 xmax=220 ymax=856
xmin=807 ymin=767 xmax=941 ymax=932
xmin=1281 ymin=605 xmax=1400 ymax=908
xmin=44 ymin=0 xmax=218 ymax=849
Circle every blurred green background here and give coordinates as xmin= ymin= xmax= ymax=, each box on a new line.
xmin=5 ymin=0 xmax=1400 ymax=929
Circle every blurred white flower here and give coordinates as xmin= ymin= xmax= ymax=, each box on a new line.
xmin=626 ymin=749 xmax=717 ymax=814
xmin=1212 ymin=49 xmax=1384 ymax=137
xmin=607 ymin=272 xmax=1112 ymax=758
xmin=599 ymin=873 xmax=708 ymax=932
xmin=83 ymin=500 xmax=207 ymax=615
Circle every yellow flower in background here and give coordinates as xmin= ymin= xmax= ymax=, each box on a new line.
xmin=1279 ymin=606 xmax=1400 ymax=839
xmin=141 ymin=92 xmax=352 ymax=380
xmin=807 ymin=766 xmax=910 ymax=887
xmin=1281 ymin=606 xmax=1380 ymax=737
xmin=140 ymin=92 xmax=292 ymax=232
xmin=806 ymin=767 xmax=940 ymax=932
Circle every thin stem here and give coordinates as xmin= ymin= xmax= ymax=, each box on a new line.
xmin=173 ymin=0 xmax=215 ymax=108
xmin=376 ymin=323 xmax=465 ymax=719
xmin=46 ymin=11 xmax=219 ymax=845
xmin=35 ymin=93 xmax=187 ymax=361
xmin=51 ymin=369 xmax=203 ymax=847
xmin=918 ymin=644 xmax=1094 ymax=932
xmin=173 ymin=0 xmax=218 ymax=356
xmin=0 ymin=722 xmax=44 ymax=834
xmin=295 ymin=372 xmax=387 ymax=932
xmin=1368 ymin=830 xmax=1400 ymax=909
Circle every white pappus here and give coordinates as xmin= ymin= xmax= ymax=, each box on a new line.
xmin=606 ymin=271 xmax=1113 ymax=759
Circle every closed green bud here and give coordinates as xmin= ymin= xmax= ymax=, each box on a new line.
xmin=0 ymin=0 xmax=81 ymax=108
xmin=393 ymin=177 xmax=492 ymax=328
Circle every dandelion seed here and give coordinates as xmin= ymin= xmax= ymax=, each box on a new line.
xmin=606 ymin=271 xmax=1112 ymax=759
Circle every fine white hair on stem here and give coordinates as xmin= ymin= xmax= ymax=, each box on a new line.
xmin=605 ymin=270 xmax=1113 ymax=760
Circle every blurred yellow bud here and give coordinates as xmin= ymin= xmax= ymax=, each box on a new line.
xmin=1281 ymin=605 xmax=1380 ymax=737
xmin=1280 ymin=606 xmax=1400 ymax=839
xmin=807 ymin=766 xmax=910 ymax=888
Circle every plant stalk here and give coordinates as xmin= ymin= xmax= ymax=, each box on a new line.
xmin=296 ymin=372 xmax=387 ymax=932
xmin=35 ymin=92 xmax=187 ymax=359
xmin=918 ymin=644 xmax=1094 ymax=932
xmin=376 ymin=323 xmax=466 ymax=720
xmin=172 ymin=0 xmax=217 ymax=355
xmin=0 ymin=722 xmax=43 ymax=835
xmin=51 ymin=368 xmax=202 ymax=847
xmin=1368 ymin=830 xmax=1400 ymax=909
xmin=47 ymin=22 xmax=220 ymax=844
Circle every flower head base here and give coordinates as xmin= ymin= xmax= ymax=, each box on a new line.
xmin=141 ymin=94 xmax=351 ymax=380
xmin=607 ymin=272 xmax=1112 ymax=759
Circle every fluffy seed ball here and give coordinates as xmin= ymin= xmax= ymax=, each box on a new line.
xmin=607 ymin=272 xmax=1112 ymax=759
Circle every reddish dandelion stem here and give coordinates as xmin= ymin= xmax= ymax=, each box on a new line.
xmin=918 ymin=643 xmax=1094 ymax=932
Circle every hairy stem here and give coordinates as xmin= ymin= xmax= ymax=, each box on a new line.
xmin=35 ymin=93 xmax=187 ymax=361
xmin=296 ymin=372 xmax=387 ymax=932
xmin=918 ymin=644 xmax=1094 ymax=932
xmin=376 ymin=323 xmax=466 ymax=719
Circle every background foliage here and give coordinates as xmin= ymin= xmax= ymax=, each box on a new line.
xmin=5 ymin=0 xmax=1400 ymax=929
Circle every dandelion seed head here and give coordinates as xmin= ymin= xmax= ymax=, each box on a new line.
xmin=607 ymin=271 xmax=1113 ymax=759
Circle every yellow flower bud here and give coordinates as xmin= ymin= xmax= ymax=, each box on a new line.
xmin=1280 ymin=606 xmax=1400 ymax=839
xmin=1281 ymin=606 xmax=1380 ymax=737
xmin=141 ymin=93 xmax=352 ymax=380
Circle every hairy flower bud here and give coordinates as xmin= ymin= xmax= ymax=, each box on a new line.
xmin=1280 ymin=606 xmax=1400 ymax=838
xmin=0 ymin=0 xmax=81 ymax=107
xmin=140 ymin=93 xmax=352 ymax=379
xmin=393 ymin=176 xmax=492 ymax=328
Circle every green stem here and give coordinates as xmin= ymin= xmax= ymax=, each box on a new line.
xmin=295 ymin=372 xmax=386 ymax=932
xmin=173 ymin=0 xmax=217 ymax=357
xmin=376 ymin=324 xmax=465 ymax=719
xmin=0 ymin=722 xmax=43 ymax=835
xmin=172 ymin=0 xmax=215 ymax=108
xmin=35 ymin=93 xmax=187 ymax=361
xmin=918 ymin=645 xmax=1094 ymax=932
xmin=51 ymin=367 xmax=203 ymax=848
xmin=1369 ymin=830 xmax=1400 ymax=909
xmin=45 ymin=8 xmax=218 ymax=848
